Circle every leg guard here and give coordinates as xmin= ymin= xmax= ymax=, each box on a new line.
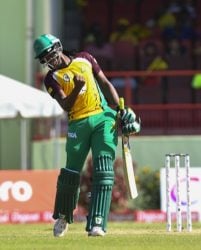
xmin=53 ymin=168 xmax=80 ymax=224
xmin=86 ymin=155 xmax=114 ymax=232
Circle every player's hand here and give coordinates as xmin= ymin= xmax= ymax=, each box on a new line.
xmin=118 ymin=106 xmax=141 ymax=135
xmin=119 ymin=107 xmax=136 ymax=124
xmin=74 ymin=75 xmax=85 ymax=89
xmin=122 ymin=118 xmax=141 ymax=135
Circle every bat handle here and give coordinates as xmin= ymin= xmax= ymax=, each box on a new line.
xmin=119 ymin=97 xmax=125 ymax=111
xmin=119 ymin=97 xmax=126 ymax=131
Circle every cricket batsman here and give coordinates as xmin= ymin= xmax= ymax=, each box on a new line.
xmin=33 ymin=34 xmax=140 ymax=237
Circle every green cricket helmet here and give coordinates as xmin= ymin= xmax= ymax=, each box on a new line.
xmin=33 ymin=34 xmax=62 ymax=59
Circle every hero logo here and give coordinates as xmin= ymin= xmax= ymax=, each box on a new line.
xmin=0 ymin=181 xmax=33 ymax=202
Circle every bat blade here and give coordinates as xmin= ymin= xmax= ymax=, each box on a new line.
xmin=122 ymin=136 xmax=138 ymax=199
xmin=119 ymin=97 xmax=138 ymax=199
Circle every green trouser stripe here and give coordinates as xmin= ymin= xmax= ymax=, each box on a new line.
xmin=53 ymin=168 xmax=80 ymax=223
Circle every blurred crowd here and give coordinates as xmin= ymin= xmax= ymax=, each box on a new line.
xmin=77 ymin=0 xmax=201 ymax=104
xmin=81 ymin=0 xmax=200 ymax=70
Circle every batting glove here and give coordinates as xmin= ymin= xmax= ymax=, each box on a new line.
xmin=119 ymin=107 xmax=136 ymax=124
xmin=122 ymin=119 xmax=141 ymax=135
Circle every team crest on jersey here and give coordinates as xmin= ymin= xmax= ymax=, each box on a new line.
xmin=63 ymin=74 xmax=70 ymax=82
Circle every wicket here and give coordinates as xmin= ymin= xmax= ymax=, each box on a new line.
xmin=165 ymin=153 xmax=192 ymax=232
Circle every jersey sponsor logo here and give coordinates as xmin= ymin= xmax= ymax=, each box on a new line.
xmin=67 ymin=132 xmax=77 ymax=139
xmin=63 ymin=74 xmax=70 ymax=82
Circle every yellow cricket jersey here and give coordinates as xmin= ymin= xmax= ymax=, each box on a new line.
xmin=52 ymin=57 xmax=103 ymax=121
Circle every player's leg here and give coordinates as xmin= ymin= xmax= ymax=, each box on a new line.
xmin=86 ymin=108 xmax=118 ymax=236
xmin=53 ymin=168 xmax=81 ymax=237
xmin=53 ymin=118 xmax=91 ymax=237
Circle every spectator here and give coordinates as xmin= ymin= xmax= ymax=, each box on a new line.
xmin=83 ymin=22 xmax=114 ymax=70
xmin=154 ymin=0 xmax=197 ymax=42
xmin=140 ymin=41 xmax=168 ymax=85
xmin=165 ymin=38 xmax=187 ymax=56
xmin=84 ymin=35 xmax=114 ymax=70
xmin=110 ymin=18 xmax=137 ymax=45
xmin=181 ymin=0 xmax=197 ymax=20
xmin=157 ymin=11 xmax=177 ymax=31
xmin=165 ymin=37 xmax=193 ymax=103
xmin=165 ymin=37 xmax=193 ymax=69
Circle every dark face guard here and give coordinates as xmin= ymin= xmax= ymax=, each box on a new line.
xmin=39 ymin=44 xmax=62 ymax=69
xmin=40 ymin=51 xmax=60 ymax=69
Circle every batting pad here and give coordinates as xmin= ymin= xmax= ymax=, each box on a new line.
xmin=53 ymin=168 xmax=80 ymax=223
xmin=86 ymin=155 xmax=114 ymax=232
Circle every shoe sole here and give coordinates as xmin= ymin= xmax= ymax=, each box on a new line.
xmin=88 ymin=231 xmax=105 ymax=237
xmin=54 ymin=229 xmax=67 ymax=237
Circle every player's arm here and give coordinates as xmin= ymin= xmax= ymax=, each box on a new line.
xmin=44 ymin=73 xmax=85 ymax=112
xmin=80 ymin=52 xmax=119 ymax=106
xmin=88 ymin=53 xmax=140 ymax=133
xmin=96 ymin=69 xmax=140 ymax=134
xmin=96 ymin=70 xmax=120 ymax=106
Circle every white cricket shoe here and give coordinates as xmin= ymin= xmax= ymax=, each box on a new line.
xmin=53 ymin=218 xmax=68 ymax=237
xmin=88 ymin=226 xmax=105 ymax=237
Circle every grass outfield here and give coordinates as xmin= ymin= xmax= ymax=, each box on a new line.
xmin=0 ymin=222 xmax=201 ymax=250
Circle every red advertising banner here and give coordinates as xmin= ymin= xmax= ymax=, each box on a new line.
xmin=0 ymin=169 xmax=59 ymax=223
xmin=1 ymin=170 xmax=199 ymax=224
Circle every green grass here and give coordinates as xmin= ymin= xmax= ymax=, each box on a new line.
xmin=0 ymin=222 xmax=201 ymax=250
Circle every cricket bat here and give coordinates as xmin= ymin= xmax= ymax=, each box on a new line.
xmin=119 ymin=97 xmax=138 ymax=199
